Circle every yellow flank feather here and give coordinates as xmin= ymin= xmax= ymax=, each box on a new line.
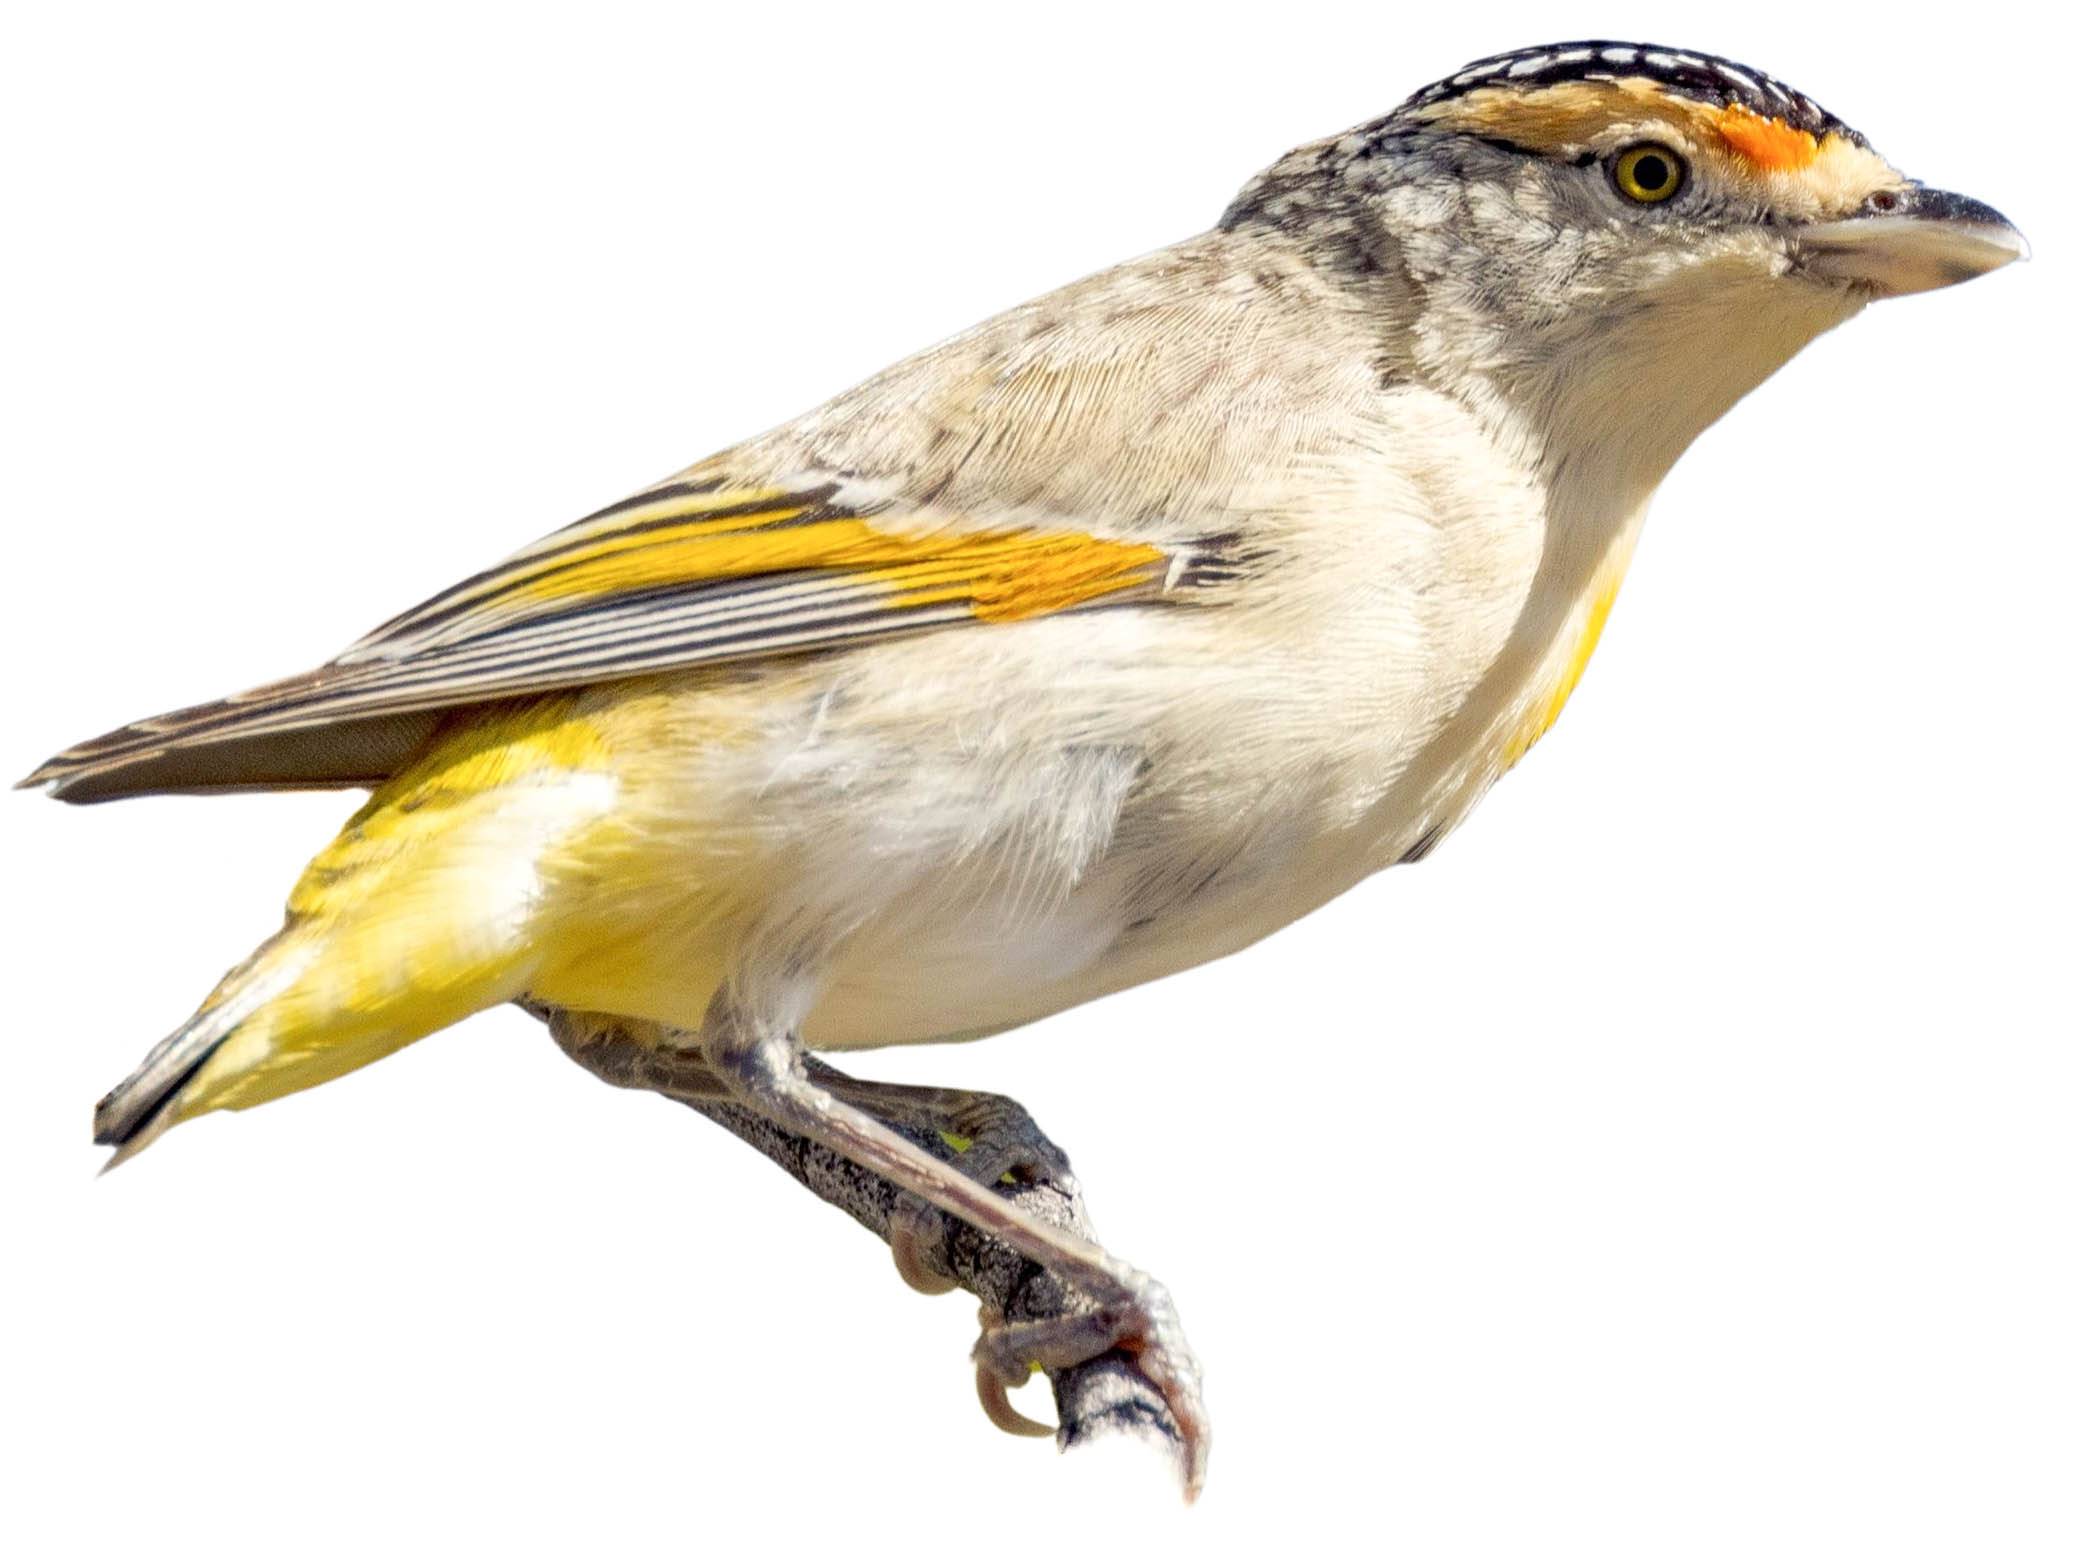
xmin=1503 ymin=558 xmax=1628 ymax=767
xmin=166 ymin=696 xmax=624 ymax=1123
xmin=82 ymin=495 xmax=1182 ymax=1154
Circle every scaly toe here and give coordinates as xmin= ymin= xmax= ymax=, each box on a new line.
xmin=971 ymin=1272 xmax=1210 ymax=1497
xmin=884 ymin=1119 xmax=1072 ymax=1297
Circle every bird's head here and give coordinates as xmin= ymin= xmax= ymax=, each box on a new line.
xmin=1225 ymin=41 xmax=2028 ymax=488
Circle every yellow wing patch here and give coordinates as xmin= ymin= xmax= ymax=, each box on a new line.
xmin=349 ymin=477 xmax=1173 ymax=656
xmin=466 ymin=516 xmax=1163 ymax=623
xmin=26 ymin=475 xmax=1222 ymax=801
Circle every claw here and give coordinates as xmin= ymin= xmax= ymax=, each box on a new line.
xmin=972 ymin=1273 xmax=1210 ymax=1499
xmin=976 ymin=1368 xmax=1054 ymax=1438
xmin=976 ymin=1371 xmax=1054 ymax=1437
xmin=974 ymin=1306 xmax=1054 ymax=1438
xmin=889 ymin=1209 xmax=959 ymax=1295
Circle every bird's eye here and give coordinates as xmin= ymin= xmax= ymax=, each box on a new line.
xmin=1612 ymin=144 xmax=1685 ymax=205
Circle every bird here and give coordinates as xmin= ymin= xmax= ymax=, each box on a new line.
xmin=21 ymin=39 xmax=2025 ymax=1495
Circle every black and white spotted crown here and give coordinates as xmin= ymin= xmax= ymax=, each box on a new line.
xmin=1405 ymin=41 xmax=1864 ymax=145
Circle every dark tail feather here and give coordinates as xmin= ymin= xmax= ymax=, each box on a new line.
xmin=91 ymin=938 xmax=303 ymax=1169
xmin=94 ymin=1001 xmax=245 ymax=1170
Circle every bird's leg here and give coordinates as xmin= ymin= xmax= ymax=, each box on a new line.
xmin=690 ymin=982 xmax=1209 ymax=1497
xmin=546 ymin=1010 xmax=1073 ymax=1294
xmin=537 ymin=1003 xmax=1198 ymax=1482
xmin=545 ymin=1005 xmax=1072 ymax=1299
xmin=804 ymin=1063 xmax=1076 ymax=1299
xmin=542 ymin=1005 xmax=735 ymax=1099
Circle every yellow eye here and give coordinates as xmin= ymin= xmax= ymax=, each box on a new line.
xmin=1613 ymin=144 xmax=1685 ymax=204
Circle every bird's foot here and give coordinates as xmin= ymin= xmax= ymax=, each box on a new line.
xmin=888 ymin=1093 xmax=1075 ymax=1297
xmin=974 ymin=1269 xmax=1210 ymax=1499
xmin=543 ymin=1007 xmax=1201 ymax=1492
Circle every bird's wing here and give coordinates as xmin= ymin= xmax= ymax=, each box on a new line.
xmin=25 ymin=470 xmax=1238 ymax=802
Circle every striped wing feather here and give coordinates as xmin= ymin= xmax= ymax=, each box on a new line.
xmin=25 ymin=476 xmax=1216 ymax=802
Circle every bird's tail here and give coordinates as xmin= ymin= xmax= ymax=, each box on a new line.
xmin=93 ymin=930 xmax=324 ymax=1167
xmin=93 ymin=696 xmax=621 ymax=1167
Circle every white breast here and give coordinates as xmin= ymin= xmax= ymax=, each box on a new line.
xmin=782 ymin=385 xmax=1562 ymax=1048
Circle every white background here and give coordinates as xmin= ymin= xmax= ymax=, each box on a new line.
xmin=3 ymin=4 xmax=2067 ymax=1550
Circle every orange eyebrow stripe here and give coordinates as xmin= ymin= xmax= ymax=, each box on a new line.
xmin=1714 ymin=102 xmax=1820 ymax=171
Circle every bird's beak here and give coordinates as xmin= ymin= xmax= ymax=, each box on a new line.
xmin=1794 ymin=187 xmax=2029 ymax=298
